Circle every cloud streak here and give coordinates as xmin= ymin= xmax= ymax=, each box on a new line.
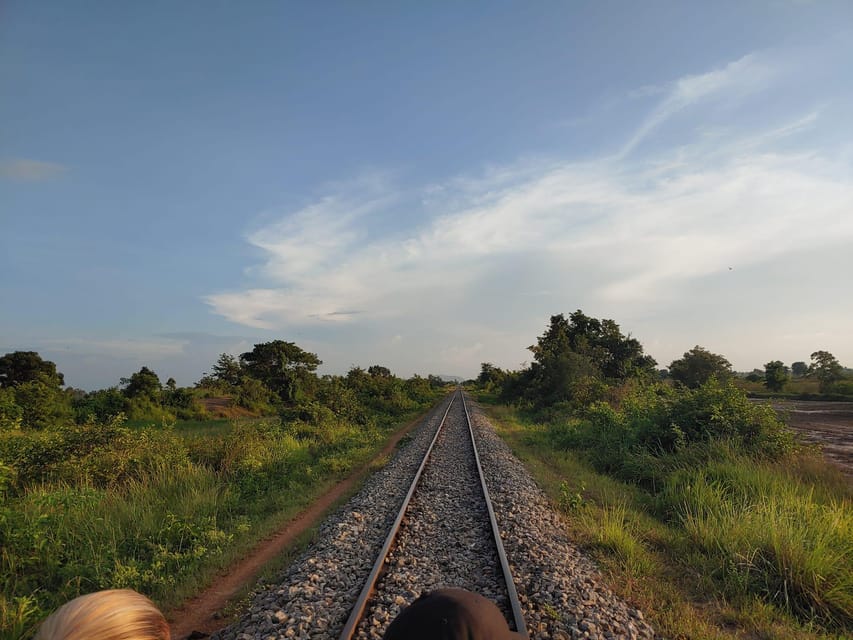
xmin=619 ymin=53 xmax=776 ymax=157
xmin=0 ymin=158 xmax=67 ymax=181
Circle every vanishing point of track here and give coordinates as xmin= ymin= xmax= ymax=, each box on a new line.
xmin=338 ymin=389 xmax=528 ymax=639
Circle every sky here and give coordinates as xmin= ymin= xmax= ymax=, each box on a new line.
xmin=2 ymin=1 xmax=852 ymax=390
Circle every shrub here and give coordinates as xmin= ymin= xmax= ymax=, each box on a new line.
xmin=0 ymin=388 xmax=22 ymax=431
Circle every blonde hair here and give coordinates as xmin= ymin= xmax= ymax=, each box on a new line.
xmin=35 ymin=590 xmax=170 ymax=640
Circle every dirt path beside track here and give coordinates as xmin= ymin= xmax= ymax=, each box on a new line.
xmin=166 ymin=410 xmax=430 ymax=640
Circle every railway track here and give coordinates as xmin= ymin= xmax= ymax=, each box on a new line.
xmin=339 ymin=389 xmax=527 ymax=639
xmin=213 ymin=392 xmax=658 ymax=640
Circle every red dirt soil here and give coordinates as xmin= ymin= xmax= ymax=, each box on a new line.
xmin=166 ymin=411 xmax=428 ymax=640
xmin=198 ymin=397 xmax=256 ymax=419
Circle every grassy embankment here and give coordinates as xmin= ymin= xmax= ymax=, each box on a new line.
xmin=0 ymin=396 xmax=442 ymax=640
xmin=477 ymin=393 xmax=852 ymax=640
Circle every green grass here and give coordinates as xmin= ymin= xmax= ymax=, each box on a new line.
xmin=0 ymin=403 xmax=439 ymax=640
xmin=478 ymin=398 xmax=852 ymax=640
xmin=123 ymin=417 xmax=237 ymax=437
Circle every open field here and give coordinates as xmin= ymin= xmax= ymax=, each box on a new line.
xmin=759 ymin=400 xmax=853 ymax=477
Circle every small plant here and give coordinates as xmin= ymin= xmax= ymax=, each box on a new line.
xmin=558 ymin=480 xmax=588 ymax=512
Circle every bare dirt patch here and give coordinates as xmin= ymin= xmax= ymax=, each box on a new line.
xmin=198 ymin=397 xmax=255 ymax=419
xmin=762 ymin=400 xmax=853 ymax=478
xmin=166 ymin=411 xmax=428 ymax=640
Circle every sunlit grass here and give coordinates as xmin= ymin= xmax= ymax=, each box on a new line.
xmin=478 ymin=396 xmax=850 ymax=640
xmin=0 ymin=403 xmax=438 ymax=640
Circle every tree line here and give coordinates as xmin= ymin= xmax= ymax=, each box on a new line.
xmin=668 ymin=346 xmax=850 ymax=394
xmin=478 ymin=312 xmax=850 ymax=401
xmin=0 ymin=341 xmax=448 ymax=431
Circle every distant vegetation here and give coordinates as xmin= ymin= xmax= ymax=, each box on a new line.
xmin=736 ymin=350 xmax=853 ymax=399
xmin=477 ymin=311 xmax=851 ymax=639
xmin=0 ymin=343 xmax=447 ymax=639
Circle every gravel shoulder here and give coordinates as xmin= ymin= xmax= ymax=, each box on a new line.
xmin=210 ymin=393 xmax=658 ymax=640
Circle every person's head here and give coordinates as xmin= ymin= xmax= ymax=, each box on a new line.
xmin=35 ymin=590 xmax=170 ymax=640
xmin=383 ymin=588 xmax=525 ymax=640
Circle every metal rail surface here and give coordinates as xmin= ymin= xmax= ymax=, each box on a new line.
xmin=460 ymin=391 xmax=528 ymax=638
xmin=337 ymin=389 xmax=528 ymax=639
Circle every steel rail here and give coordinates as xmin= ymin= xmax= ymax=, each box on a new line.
xmin=337 ymin=389 xmax=528 ymax=639
xmin=460 ymin=391 xmax=529 ymax=638
xmin=337 ymin=392 xmax=457 ymax=640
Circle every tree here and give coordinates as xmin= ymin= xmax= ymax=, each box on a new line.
xmin=0 ymin=386 xmax=22 ymax=430
xmin=210 ymin=353 xmax=243 ymax=387
xmin=763 ymin=361 xmax=789 ymax=392
xmin=240 ymin=340 xmax=322 ymax=404
xmin=529 ymin=311 xmax=656 ymax=382
xmin=121 ymin=366 xmax=162 ymax=400
xmin=478 ymin=363 xmax=506 ymax=388
xmin=791 ymin=361 xmax=808 ymax=378
xmin=13 ymin=379 xmax=74 ymax=429
xmin=0 ymin=351 xmax=64 ymax=388
xmin=669 ymin=346 xmax=732 ymax=389
xmin=809 ymin=350 xmax=843 ymax=393
xmin=368 ymin=365 xmax=392 ymax=378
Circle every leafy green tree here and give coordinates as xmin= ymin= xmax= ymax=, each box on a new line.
xmin=530 ymin=312 xmax=656 ymax=381
xmin=427 ymin=374 xmax=446 ymax=388
xmin=745 ymin=370 xmax=763 ymax=383
xmin=518 ymin=311 xmax=656 ymax=407
xmin=368 ymin=365 xmax=392 ymax=378
xmin=0 ymin=352 xmax=73 ymax=428
xmin=0 ymin=386 xmax=22 ymax=430
xmin=478 ymin=363 xmax=507 ymax=389
xmin=791 ymin=361 xmax=808 ymax=378
xmin=14 ymin=379 xmax=74 ymax=429
xmin=809 ymin=350 xmax=844 ymax=393
xmin=764 ymin=360 xmax=789 ymax=392
xmin=0 ymin=351 xmax=64 ymax=388
xmin=240 ymin=340 xmax=321 ymax=405
xmin=121 ymin=366 xmax=162 ymax=400
xmin=233 ymin=376 xmax=277 ymax=413
xmin=211 ymin=353 xmax=243 ymax=387
xmin=669 ymin=346 xmax=733 ymax=389
xmin=72 ymin=387 xmax=127 ymax=423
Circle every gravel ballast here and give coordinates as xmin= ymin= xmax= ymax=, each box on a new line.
xmin=212 ymin=392 xmax=658 ymax=640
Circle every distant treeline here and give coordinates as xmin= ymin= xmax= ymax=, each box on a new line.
xmin=0 ymin=342 xmax=450 ymax=430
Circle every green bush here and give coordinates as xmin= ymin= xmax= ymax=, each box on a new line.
xmin=12 ymin=381 xmax=73 ymax=430
xmin=0 ymin=417 xmax=190 ymax=492
xmin=553 ymin=379 xmax=795 ymax=474
xmin=0 ymin=388 xmax=22 ymax=431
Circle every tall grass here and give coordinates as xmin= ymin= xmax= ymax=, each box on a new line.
xmin=0 ymin=390 xmax=441 ymax=640
xmin=581 ymin=502 xmax=652 ymax=577
xmin=666 ymin=461 xmax=852 ymax=626
xmin=478 ymin=392 xmax=852 ymax=638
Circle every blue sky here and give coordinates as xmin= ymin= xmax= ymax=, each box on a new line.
xmin=2 ymin=1 xmax=852 ymax=389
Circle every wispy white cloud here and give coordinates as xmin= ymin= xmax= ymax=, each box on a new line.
xmin=0 ymin=158 xmax=67 ymax=181
xmin=206 ymin=51 xmax=853 ymax=371
xmin=619 ymin=53 xmax=776 ymax=157
xmin=208 ymin=122 xmax=852 ymax=330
